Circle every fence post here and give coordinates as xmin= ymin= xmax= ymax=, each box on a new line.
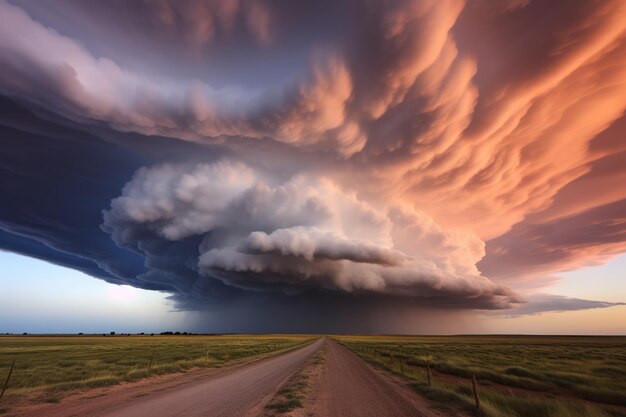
xmin=400 ymin=360 xmax=404 ymax=374
xmin=472 ymin=374 xmax=481 ymax=416
xmin=426 ymin=361 xmax=432 ymax=386
xmin=0 ymin=360 xmax=16 ymax=400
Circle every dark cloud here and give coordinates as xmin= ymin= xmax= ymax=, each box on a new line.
xmin=0 ymin=97 xmax=147 ymax=285
xmin=0 ymin=96 xmax=228 ymax=295
xmin=178 ymin=292 xmax=486 ymax=334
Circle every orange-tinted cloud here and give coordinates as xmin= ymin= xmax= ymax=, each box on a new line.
xmin=1 ymin=0 xmax=626 ymax=312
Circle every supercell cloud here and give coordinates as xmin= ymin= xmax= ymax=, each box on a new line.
xmin=103 ymin=160 xmax=515 ymax=305
xmin=1 ymin=0 xmax=626 ymax=330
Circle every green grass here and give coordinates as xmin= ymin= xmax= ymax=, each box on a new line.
xmin=265 ymin=394 xmax=304 ymax=413
xmin=0 ymin=334 xmax=315 ymax=397
xmin=335 ymin=335 xmax=626 ymax=417
xmin=265 ymin=344 xmax=325 ymax=414
xmin=265 ymin=375 xmax=307 ymax=413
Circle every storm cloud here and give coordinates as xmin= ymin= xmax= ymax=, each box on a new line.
xmin=1 ymin=0 xmax=625 ymax=330
xmin=101 ymin=160 xmax=516 ymax=305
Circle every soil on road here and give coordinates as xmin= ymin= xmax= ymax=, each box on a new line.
xmin=306 ymin=340 xmax=440 ymax=417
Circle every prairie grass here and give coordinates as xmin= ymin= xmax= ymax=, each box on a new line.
xmin=264 ymin=345 xmax=326 ymax=415
xmin=335 ymin=335 xmax=626 ymax=417
xmin=0 ymin=334 xmax=314 ymax=397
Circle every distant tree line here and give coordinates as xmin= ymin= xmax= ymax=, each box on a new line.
xmin=3 ymin=331 xmax=217 ymax=336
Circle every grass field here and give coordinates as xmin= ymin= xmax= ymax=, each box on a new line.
xmin=335 ymin=335 xmax=626 ymax=417
xmin=0 ymin=334 xmax=314 ymax=398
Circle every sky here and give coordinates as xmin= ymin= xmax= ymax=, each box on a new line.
xmin=0 ymin=251 xmax=187 ymax=334
xmin=0 ymin=0 xmax=625 ymax=334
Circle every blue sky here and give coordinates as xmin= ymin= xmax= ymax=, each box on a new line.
xmin=552 ymin=256 xmax=626 ymax=303
xmin=0 ymin=251 xmax=187 ymax=334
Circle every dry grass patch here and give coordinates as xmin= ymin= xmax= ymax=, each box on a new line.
xmin=264 ymin=345 xmax=326 ymax=416
xmin=335 ymin=335 xmax=626 ymax=417
xmin=0 ymin=334 xmax=315 ymax=406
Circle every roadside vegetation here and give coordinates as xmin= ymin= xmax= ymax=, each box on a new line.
xmin=0 ymin=334 xmax=314 ymax=399
xmin=264 ymin=344 xmax=326 ymax=416
xmin=335 ymin=335 xmax=626 ymax=417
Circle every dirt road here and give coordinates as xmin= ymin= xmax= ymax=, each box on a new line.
xmin=8 ymin=338 xmax=438 ymax=417
xmin=7 ymin=339 xmax=322 ymax=417
xmin=99 ymin=339 xmax=324 ymax=417
xmin=308 ymin=340 xmax=437 ymax=417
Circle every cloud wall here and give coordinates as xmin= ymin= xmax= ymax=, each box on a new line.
xmin=1 ymin=0 xmax=626 ymax=329
xmin=103 ymin=160 xmax=518 ymax=307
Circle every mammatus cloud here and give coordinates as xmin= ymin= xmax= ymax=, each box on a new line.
xmin=2 ymin=0 xmax=626 ymax=238
xmin=0 ymin=0 xmax=360 ymax=154
xmin=1 ymin=0 xmax=625 ymax=329
xmin=146 ymin=0 xmax=275 ymax=47
xmin=102 ymin=160 xmax=519 ymax=307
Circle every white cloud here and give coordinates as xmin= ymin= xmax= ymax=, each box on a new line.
xmin=104 ymin=160 xmax=518 ymax=307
